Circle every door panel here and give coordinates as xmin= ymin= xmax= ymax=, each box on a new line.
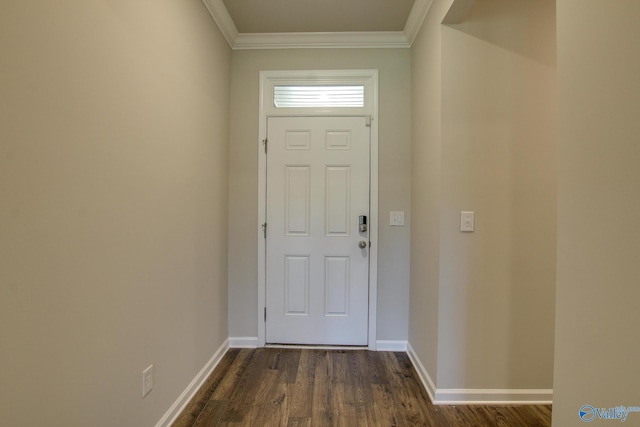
xmin=284 ymin=166 xmax=310 ymax=235
xmin=266 ymin=116 xmax=370 ymax=345
xmin=325 ymin=166 xmax=350 ymax=236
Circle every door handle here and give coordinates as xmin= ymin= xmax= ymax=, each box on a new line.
xmin=358 ymin=240 xmax=367 ymax=249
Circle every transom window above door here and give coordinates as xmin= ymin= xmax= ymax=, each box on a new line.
xmin=260 ymin=70 xmax=377 ymax=116
xmin=273 ymin=85 xmax=365 ymax=108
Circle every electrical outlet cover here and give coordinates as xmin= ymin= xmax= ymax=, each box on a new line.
xmin=460 ymin=211 xmax=475 ymax=232
xmin=142 ymin=365 xmax=154 ymax=398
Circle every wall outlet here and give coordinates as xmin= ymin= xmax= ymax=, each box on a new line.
xmin=460 ymin=211 xmax=475 ymax=232
xmin=142 ymin=365 xmax=154 ymax=398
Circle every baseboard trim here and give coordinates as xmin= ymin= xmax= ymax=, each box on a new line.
xmin=406 ymin=342 xmax=437 ymax=402
xmin=376 ymin=340 xmax=408 ymax=352
xmin=433 ymin=388 xmax=553 ymax=405
xmin=155 ymin=339 xmax=229 ymax=427
xmin=229 ymin=336 xmax=258 ymax=348
xmin=406 ymin=342 xmax=553 ymax=405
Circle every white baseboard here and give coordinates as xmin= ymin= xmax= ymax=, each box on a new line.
xmin=406 ymin=342 xmax=553 ymax=405
xmin=433 ymin=388 xmax=553 ymax=405
xmin=406 ymin=342 xmax=437 ymax=402
xmin=155 ymin=339 xmax=229 ymax=427
xmin=375 ymin=340 xmax=408 ymax=352
xmin=229 ymin=336 xmax=258 ymax=348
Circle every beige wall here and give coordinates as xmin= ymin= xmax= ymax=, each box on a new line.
xmin=409 ymin=0 xmax=453 ymax=386
xmin=554 ymin=1 xmax=640 ymax=425
xmin=410 ymin=0 xmax=557 ymax=391
xmin=0 ymin=1 xmax=231 ymax=426
xmin=228 ymin=49 xmax=412 ymax=341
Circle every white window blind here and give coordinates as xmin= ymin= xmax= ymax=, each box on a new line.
xmin=273 ymin=85 xmax=365 ymax=108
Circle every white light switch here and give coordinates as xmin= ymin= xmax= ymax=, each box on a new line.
xmin=390 ymin=211 xmax=405 ymax=226
xmin=460 ymin=211 xmax=474 ymax=232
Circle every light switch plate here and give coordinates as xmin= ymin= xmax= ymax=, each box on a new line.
xmin=390 ymin=211 xmax=405 ymax=226
xmin=461 ymin=211 xmax=474 ymax=232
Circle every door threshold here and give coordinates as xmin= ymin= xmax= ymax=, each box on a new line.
xmin=265 ymin=343 xmax=368 ymax=351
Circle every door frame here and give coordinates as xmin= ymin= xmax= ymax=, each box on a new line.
xmin=257 ymin=69 xmax=379 ymax=349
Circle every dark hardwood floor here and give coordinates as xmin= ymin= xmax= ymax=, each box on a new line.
xmin=172 ymin=348 xmax=552 ymax=427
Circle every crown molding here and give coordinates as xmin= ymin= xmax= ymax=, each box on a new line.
xmin=404 ymin=0 xmax=434 ymax=45
xmin=234 ymin=31 xmax=409 ymax=50
xmin=201 ymin=0 xmax=238 ymax=47
xmin=202 ymin=0 xmax=432 ymax=49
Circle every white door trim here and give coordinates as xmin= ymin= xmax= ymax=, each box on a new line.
xmin=258 ymin=70 xmax=379 ymax=350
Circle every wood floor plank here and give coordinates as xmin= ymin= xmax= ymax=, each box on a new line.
xmin=380 ymin=352 xmax=429 ymax=426
xmin=371 ymin=383 xmax=402 ymax=427
xmin=220 ymin=349 xmax=274 ymax=423
xmin=286 ymin=350 xmax=316 ymax=419
xmin=245 ymin=369 xmax=288 ymax=426
xmin=286 ymin=417 xmax=311 ymax=427
xmin=172 ymin=348 xmax=552 ymax=427
xmin=398 ymin=353 xmax=443 ymax=426
xmin=171 ymin=349 xmax=239 ymax=427
xmin=278 ymin=348 xmax=301 ymax=384
xmin=309 ymin=351 xmax=335 ymax=426
xmin=351 ymin=351 xmax=376 ymax=405
xmin=331 ymin=381 xmax=357 ymax=427
xmin=208 ymin=349 xmax=254 ymax=401
xmin=363 ymin=349 xmax=389 ymax=385
xmin=192 ymin=399 xmax=228 ymax=426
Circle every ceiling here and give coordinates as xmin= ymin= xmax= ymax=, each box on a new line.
xmin=222 ymin=0 xmax=415 ymax=33
xmin=201 ymin=0 xmax=438 ymax=49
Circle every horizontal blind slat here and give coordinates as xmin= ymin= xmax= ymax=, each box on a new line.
xmin=274 ymin=85 xmax=365 ymax=108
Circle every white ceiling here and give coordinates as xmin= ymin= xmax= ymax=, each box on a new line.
xmin=201 ymin=0 xmax=439 ymax=49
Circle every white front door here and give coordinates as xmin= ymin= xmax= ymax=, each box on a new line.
xmin=265 ymin=116 xmax=370 ymax=345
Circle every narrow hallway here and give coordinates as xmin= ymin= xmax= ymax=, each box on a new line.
xmin=174 ymin=349 xmax=551 ymax=426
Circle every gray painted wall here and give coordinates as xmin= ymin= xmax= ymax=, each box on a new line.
xmin=228 ymin=49 xmax=412 ymax=342
xmin=410 ymin=0 xmax=557 ymax=391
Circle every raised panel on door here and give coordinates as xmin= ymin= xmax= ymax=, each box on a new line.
xmin=324 ymin=256 xmax=350 ymax=316
xmin=325 ymin=166 xmax=351 ymax=236
xmin=266 ymin=116 xmax=370 ymax=346
xmin=285 ymin=166 xmax=310 ymax=236
xmin=284 ymin=256 xmax=309 ymax=315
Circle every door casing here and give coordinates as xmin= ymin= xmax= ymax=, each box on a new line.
xmin=258 ymin=69 xmax=379 ymax=349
